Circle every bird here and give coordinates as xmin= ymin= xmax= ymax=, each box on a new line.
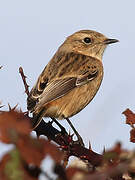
xmin=27 ymin=30 xmax=118 ymax=145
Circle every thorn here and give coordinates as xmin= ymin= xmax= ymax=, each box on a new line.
xmin=12 ymin=104 xmax=18 ymax=111
xmin=103 ymin=146 xmax=106 ymax=154
xmin=8 ymin=103 xmax=12 ymax=111
xmin=8 ymin=104 xmax=18 ymax=112
xmin=69 ymin=133 xmax=74 ymax=140
xmin=70 ymin=133 xmax=74 ymax=138
xmin=89 ymin=141 xmax=92 ymax=150
xmin=68 ymin=133 xmax=74 ymax=143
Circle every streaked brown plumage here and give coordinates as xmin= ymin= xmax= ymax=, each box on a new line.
xmin=27 ymin=30 xmax=118 ymax=129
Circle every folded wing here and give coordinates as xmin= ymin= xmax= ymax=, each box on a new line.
xmin=35 ymin=69 xmax=98 ymax=109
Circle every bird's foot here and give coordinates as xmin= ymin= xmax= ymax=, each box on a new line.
xmin=51 ymin=117 xmax=67 ymax=135
xmin=66 ymin=118 xmax=84 ymax=147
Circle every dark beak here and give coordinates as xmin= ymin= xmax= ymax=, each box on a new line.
xmin=104 ymin=38 xmax=119 ymax=45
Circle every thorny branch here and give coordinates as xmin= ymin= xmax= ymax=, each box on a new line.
xmin=19 ymin=67 xmax=30 ymax=96
xmin=19 ymin=66 xmax=103 ymax=166
xmin=35 ymin=120 xmax=103 ymax=166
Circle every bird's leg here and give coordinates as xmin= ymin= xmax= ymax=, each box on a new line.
xmin=66 ymin=118 xmax=84 ymax=146
xmin=51 ymin=117 xmax=67 ymax=135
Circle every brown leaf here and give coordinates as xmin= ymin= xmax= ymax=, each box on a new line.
xmin=0 ymin=111 xmax=31 ymax=143
xmin=42 ymin=139 xmax=63 ymax=163
xmin=17 ymin=136 xmax=45 ymax=166
xmin=0 ymin=110 xmax=62 ymax=167
xmin=109 ymin=142 xmax=122 ymax=155
xmin=130 ymin=128 xmax=135 ymax=143
xmin=17 ymin=136 xmax=63 ymax=166
xmin=123 ymin=109 xmax=135 ymax=126
xmin=104 ymin=142 xmax=124 ymax=165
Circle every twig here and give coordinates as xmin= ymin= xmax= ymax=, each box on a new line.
xmin=33 ymin=118 xmax=103 ymax=166
xmin=24 ymin=114 xmax=103 ymax=166
xmin=19 ymin=67 xmax=29 ymax=96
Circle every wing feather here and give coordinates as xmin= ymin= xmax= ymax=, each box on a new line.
xmin=35 ymin=69 xmax=98 ymax=109
xmin=38 ymin=77 xmax=77 ymax=106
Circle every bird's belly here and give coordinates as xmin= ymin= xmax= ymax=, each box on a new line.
xmin=44 ymin=79 xmax=102 ymax=119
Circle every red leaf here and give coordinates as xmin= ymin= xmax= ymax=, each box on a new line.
xmin=103 ymin=142 xmax=125 ymax=166
xmin=17 ymin=136 xmax=63 ymax=166
xmin=130 ymin=128 xmax=135 ymax=143
xmin=0 ymin=111 xmax=31 ymax=143
xmin=108 ymin=142 xmax=122 ymax=155
xmin=123 ymin=109 xmax=135 ymax=126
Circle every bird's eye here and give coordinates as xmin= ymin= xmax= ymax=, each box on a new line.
xmin=83 ymin=37 xmax=92 ymax=44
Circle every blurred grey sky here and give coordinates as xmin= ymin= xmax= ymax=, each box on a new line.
xmin=0 ymin=0 xmax=135 ymax=156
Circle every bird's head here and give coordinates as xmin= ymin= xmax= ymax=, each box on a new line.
xmin=59 ymin=30 xmax=118 ymax=60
